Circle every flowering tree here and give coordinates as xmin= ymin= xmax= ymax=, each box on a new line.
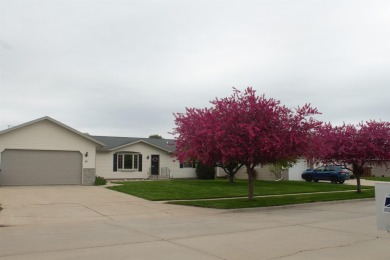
xmin=319 ymin=121 xmax=390 ymax=193
xmin=303 ymin=129 xmax=330 ymax=169
xmin=173 ymin=106 xmax=243 ymax=182
xmin=174 ymin=87 xmax=321 ymax=200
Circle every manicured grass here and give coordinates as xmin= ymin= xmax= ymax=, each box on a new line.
xmin=362 ymin=177 xmax=390 ymax=182
xmin=108 ymin=179 xmax=370 ymax=201
xmin=168 ymin=189 xmax=375 ymax=209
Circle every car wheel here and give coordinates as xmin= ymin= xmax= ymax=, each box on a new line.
xmin=339 ymin=180 xmax=345 ymax=184
xmin=330 ymin=177 xmax=337 ymax=184
xmin=305 ymin=176 xmax=312 ymax=182
xmin=314 ymin=180 xmax=319 ymax=182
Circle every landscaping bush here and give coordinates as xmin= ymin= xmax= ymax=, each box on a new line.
xmin=94 ymin=176 xmax=107 ymax=185
xmin=196 ymin=163 xmax=216 ymax=179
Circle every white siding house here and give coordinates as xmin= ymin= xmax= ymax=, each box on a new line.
xmin=1 ymin=116 xmax=311 ymax=185
xmin=0 ymin=117 xmax=197 ymax=186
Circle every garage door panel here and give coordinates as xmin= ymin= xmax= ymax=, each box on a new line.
xmin=0 ymin=150 xmax=82 ymax=185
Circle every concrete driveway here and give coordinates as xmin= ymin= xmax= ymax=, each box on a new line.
xmin=0 ymin=185 xmax=389 ymax=259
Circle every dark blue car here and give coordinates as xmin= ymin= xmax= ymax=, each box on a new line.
xmin=301 ymin=165 xmax=351 ymax=184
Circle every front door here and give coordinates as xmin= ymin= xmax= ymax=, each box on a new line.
xmin=151 ymin=155 xmax=160 ymax=175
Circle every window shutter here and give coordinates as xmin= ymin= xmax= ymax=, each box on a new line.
xmin=138 ymin=154 xmax=142 ymax=172
xmin=113 ymin=154 xmax=117 ymax=172
xmin=180 ymin=163 xmax=183 ymax=168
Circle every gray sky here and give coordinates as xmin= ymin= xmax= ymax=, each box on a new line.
xmin=1 ymin=0 xmax=389 ymax=138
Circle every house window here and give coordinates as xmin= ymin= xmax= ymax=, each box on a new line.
xmin=134 ymin=154 xmax=138 ymax=169
xmin=113 ymin=154 xmax=142 ymax=172
xmin=118 ymin=154 xmax=123 ymax=169
xmin=118 ymin=153 xmax=139 ymax=170
xmin=180 ymin=161 xmax=196 ymax=168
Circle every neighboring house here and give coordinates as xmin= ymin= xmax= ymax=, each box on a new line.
xmin=370 ymin=165 xmax=390 ymax=177
xmin=0 ymin=116 xmax=196 ymax=186
xmin=215 ymin=158 xmax=309 ymax=181
xmin=360 ymin=163 xmax=390 ymax=178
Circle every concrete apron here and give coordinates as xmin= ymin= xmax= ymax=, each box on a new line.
xmin=0 ymin=186 xmax=389 ymax=260
xmin=0 ymin=185 xmax=219 ymax=226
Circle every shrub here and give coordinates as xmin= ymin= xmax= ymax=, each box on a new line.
xmin=196 ymin=163 xmax=216 ymax=179
xmin=94 ymin=176 xmax=107 ymax=185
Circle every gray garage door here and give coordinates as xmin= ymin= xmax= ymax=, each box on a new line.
xmin=0 ymin=149 xmax=82 ymax=185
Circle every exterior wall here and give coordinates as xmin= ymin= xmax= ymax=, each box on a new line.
xmin=281 ymin=169 xmax=289 ymax=180
xmin=216 ymin=167 xmax=226 ymax=177
xmin=370 ymin=164 xmax=390 ymax=177
xmin=0 ymin=120 xmax=98 ymax=184
xmin=83 ymin=168 xmax=96 ymax=185
xmin=234 ymin=165 xmax=276 ymax=181
xmin=96 ymin=142 xmax=196 ymax=180
xmin=170 ymin=163 xmax=197 ymax=179
xmin=217 ymin=159 xmax=308 ymax=181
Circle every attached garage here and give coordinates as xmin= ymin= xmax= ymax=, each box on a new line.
xmin=0 ymin=149 xmax=82 ymax=185
xmin=0 ymin=117 xmax=104 ymax=186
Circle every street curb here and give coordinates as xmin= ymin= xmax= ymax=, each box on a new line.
xmin=224 ymin=198 xmax=375 ymax=213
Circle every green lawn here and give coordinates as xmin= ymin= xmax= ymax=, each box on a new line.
xmin=108 ymin=179 xmax=371 ymax=201
xmin=362 ymin=177 xmax=390 ymax=182
xmin=169 ymin=189 xmax=375 ymax=209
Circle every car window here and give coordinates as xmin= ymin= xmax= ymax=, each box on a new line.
xmin=328 ymin=166 xmax=342 ymax=172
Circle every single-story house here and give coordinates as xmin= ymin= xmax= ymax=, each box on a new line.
xmin=0 ymin=116 xmax=326 ymax=186
xmin=0 ymin=117 xmax=196 ymax=186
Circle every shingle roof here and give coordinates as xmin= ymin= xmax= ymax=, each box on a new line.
xmin=92 ymin=135 xmax=176 ymax=153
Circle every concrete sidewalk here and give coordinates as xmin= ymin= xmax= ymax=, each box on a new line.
xmin=0 ymin=186 xmax=389 ymax=259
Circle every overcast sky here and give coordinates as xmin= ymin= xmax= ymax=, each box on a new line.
xmin=1 ymin=0 xmax=389 ymax=138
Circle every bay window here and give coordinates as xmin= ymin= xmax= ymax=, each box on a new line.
xmin=117 ymin=153 xmax=139 ymax=170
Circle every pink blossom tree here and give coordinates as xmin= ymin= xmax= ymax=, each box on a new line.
xmin=173 ymin=106 xmax=244 ymax=183
xmin=303 ymin=128 xmax=330 ymax=169
xmin=319 ymin=121 xmax=390 ymax=193
xmin=174 ymin=87 xmax=321 ymax=200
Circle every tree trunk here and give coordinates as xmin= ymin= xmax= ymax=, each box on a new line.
xmin=222 ymin=163 xmax=244 ymax=183
xmin=246 ymin=165 xmax=255 ymax=200
xmin=356 ymin=175 xmax=362 ymax=193
xmin=353 ymin=163 xmax=364 ymax=193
